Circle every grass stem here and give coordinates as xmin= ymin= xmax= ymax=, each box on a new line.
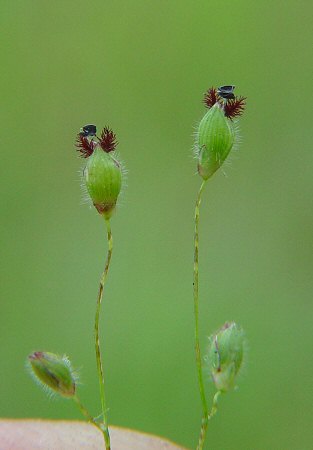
xmin=194 ymin=180 xmax=208 ymax=450
xmin=94 ymin=217 xmax=113 ymax=450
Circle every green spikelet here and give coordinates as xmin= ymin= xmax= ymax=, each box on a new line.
xmin=207 ymin=322 xmax=245 ymax=392
xmin=28 ymin=351 xmax=77 ymax=397
xmin=85 ymin=147 xmax=122 ymax=219
xmin=196 ymin=103 xmax=235 ymax=180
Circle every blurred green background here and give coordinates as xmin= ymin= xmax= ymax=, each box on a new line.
xmin=1 ymin=1 xmax=312 ymax=449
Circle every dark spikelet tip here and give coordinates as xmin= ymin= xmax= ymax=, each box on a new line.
xmin=224 ymin=96 xmax=246 ymax=119
xmin=99 ymin=127 xmax=118 ymax=153
xmin=29 ymin=351 xmax=44 ymax=360
xmin=75 ymin=134 xmax=95 ymax=158
xmin=203 ymin=87 xmax=221 ymax=108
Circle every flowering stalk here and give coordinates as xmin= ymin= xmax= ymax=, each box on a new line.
xmin=27 ymin=125 xmax=123 ymax=450
xmin=76 ymin=124 xmax=124 ymax=450
xmin=193 ymin=86 xmax=246 ymax=449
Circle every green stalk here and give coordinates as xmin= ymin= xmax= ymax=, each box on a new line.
xmin=208 ymin=390 xmax=221 ymax=421
xmin=94 ymin=217 xmax=113 ymax=450
xmin=73 ymin=395 xmax=103 ymax=432
xmin=193 ymin=180 xmax=208 ymax=450
xmin=197 ymin=391 xmax=222 ymax=450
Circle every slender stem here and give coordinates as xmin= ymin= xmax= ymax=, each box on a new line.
xmin=197 ymin=415 xmax=209 ymax=450
xmin=197 ymin=391 xmax=221 ymax=450
xmin=73 ymin=395 xmax=102 ymax=431
xmin=208 ymin=390 xmax=221 ymax=421
xmin=94 ymin=217 xmax=113 ymax=450
xmin=194 ymin=180 xmax=208 ymax=450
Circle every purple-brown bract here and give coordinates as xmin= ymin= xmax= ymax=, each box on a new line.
xmin=224 ymin=96 xmax=246 ymax=119
xmin=75 ymin=127 xmax=118 ymax=158
xmin=99 ymin=127 xmax=118 ymax=153
xmin=203 ymin=87 xmax=246 ymax=120
xmin=75 ymin=135 xmax=95 ymax=158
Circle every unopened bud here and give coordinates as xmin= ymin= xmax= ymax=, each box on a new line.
xmin=28 ymin=351 xmax=77 ymax=397
xmin=207 ymin=322 xmax=245 ymax=392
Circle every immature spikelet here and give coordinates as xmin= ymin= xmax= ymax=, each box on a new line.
xmin=195 ymin=86 xmax=246 ymax=179
xmin=76 ymin=125 xmax=123 ymax=219
xmin=207 ymin=322 xmax=245 ymax=392
xmin=28 ymin=351 xmax=78 ymax=398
